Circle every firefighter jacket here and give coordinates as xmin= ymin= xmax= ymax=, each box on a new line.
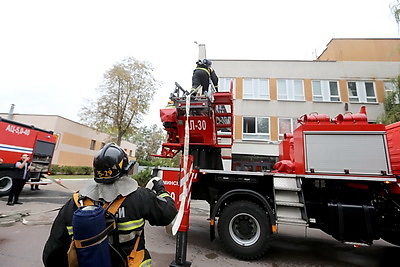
xmin=192 ymin=66 xmax=210 ymax=93
xmin=42 ymin=179 xmax=177 ymax=267
xmin=210 ymin=68 xmax=218 ymax=92
xmin=192 ymin=66 xmax=218 ymax=93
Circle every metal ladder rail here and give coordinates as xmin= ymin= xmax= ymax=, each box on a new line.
xmin=273 ymin=175 xmax=308 ymax=227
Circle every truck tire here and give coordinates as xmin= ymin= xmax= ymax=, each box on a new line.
xmin=0 ymin=176 xmax=12 ymax=197
xmin=218 ymin=200 xmax=272 ymax=260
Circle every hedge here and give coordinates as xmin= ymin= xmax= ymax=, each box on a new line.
xmin=51 ymin=165 xmax=93 ymax=175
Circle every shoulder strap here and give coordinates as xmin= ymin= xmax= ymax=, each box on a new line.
xmin=72 ymin=192 xmax=94 ymax=207
xmin=72 ymin=192 xmax=127 ymax=215
xmin=103 ymin=195 xmax=127 ymax=215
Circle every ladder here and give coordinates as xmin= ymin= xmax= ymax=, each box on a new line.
xmin=213 ymin=91 xmax=234 ymax=159
xmin=273 ymin=175 xmax=308 ymax=227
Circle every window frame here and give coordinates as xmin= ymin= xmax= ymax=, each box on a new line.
xmin=242 ymin=116 xmax=270 ymax=141
xmin=384 ymin=80 xmax=400 ymax=104
xmin=219 ymin=78 xmax=236 ymax=93
xmin=347 ymin=81 xmax=377 ymax=103
xmin=243 ymin=78 xmax=270 ymax=100
xmin=312 ymin=80 xmax=340 ymax=102
xmin=277 ymin=79 xmax=305 ymax=101
xmin=90 ymin=140 xmax=96 ymax=150
xmin=278 ymin=117 xmax=298 ymax=140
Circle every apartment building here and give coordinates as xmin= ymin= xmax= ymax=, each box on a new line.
xmin=0 ymin=113 xmax=136 ymax=167
xmin=211 ymin=38 xmax=400 ymax=171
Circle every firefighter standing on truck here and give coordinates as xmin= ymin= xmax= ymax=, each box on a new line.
xmin=42 ymin=143 xmax=177 ymax=267
xmin=191 ymin=59 xmax=218 ymax=94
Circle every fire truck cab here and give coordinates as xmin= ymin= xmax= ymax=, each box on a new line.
xmin=0 ymin=117 xmax=58 ymax=196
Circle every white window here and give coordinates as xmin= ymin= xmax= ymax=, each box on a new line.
xmin=312 ymin=80 xmax=340 ymax=102
xmin=242 ymin=117 xmax=270 ymax=140
xmin=347 ymin=81 xmax=377 ymax=103
xmin=219 ymin=78 xmax=236 ymax=92
xmin=243 ymin=78 xmax=270 ymax=99
xmin=384 ymin=81 xmax=399 ymax=104
xmin=278 ymin=118 xmax=298 ymax=140
xmin=277 ymin=79 xmax=304 ymax=101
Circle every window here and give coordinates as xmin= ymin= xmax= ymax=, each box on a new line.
xmin=384 ymin=81 xmax=395 ymax=93
xmin=312 ymin=80 xmax=340 ymax=102
xmin=278 ymin=118 xmax=298 ymax=140
xmin=219 ymin=78 xmax=236 ymax=92
xmin=243 ymin=78 xmax=270 ymax=99
xmin=277 ymin=79 xmax=304 ymax=100
xmin=347 ymin=81 xmax=377 ymax=103
xmin=90 ymin=140 xmax=96 ymax=150
xmin=384 ymin=81 xmax=399 ymax=104
xmin=242 ymin=117 xmax=270 ymax=140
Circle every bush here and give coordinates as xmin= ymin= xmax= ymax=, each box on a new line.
xmin=50 ymin=165 xmax=93 ymax=175
xmin=132 ymin=167 xmax=152 ymax=187
xmin=50 ymin=164 xmax=61 ymax=174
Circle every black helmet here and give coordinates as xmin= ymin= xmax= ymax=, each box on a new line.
xmin=196 ymin=59 xmax=212 ymax=68
xmin=93 ymin=143 xmax=128 ymax=184
xmin=202 ymin=59 xmax=212 ymax=67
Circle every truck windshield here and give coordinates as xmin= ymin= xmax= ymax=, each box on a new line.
xmin=34 ymin=140 xmax=55 ymax=156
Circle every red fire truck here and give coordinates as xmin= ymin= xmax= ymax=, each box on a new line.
xmin=154 ymin=83 xmax=400 ymax=261
xmin=0 ymin=117 xmax=58 ymax=196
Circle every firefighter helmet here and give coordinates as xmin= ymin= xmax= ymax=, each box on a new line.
xmin=202 ymin=59 xmax=212 ymax=67
xmin=196 ymin=59 xmax=212 ymax=67
xmin=93 ymin=143 xmax=128 ymax=184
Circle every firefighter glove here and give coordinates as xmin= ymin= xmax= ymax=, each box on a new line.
xmin=146 ymin=177 xmax=166 ymax=194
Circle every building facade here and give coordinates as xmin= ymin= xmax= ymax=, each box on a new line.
xmin=0 ymin=113 xmax=136 ymax=167
xmin=212 ymin=38 xmax=400 ymax=171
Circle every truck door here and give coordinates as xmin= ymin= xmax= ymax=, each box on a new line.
xmin=30 ymin=140 xmax=56 ymax=179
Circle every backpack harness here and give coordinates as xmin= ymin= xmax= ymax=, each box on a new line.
xmin=68 ymin=192 xmax=146 ymax=267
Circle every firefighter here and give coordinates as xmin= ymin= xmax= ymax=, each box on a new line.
xmin=191 ymin=59 xmax=218 ymax=94
xmin=42 ymin=143 xmax=177 ymax=267
xmin=165 ymin=100 xmax=175 ymax=108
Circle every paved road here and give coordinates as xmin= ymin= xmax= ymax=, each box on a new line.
xmin=1 ymin=179 xmax=399 ymax=266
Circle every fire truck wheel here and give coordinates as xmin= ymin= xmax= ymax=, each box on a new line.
xmin=0 ymin=176 xmax=13 ymax=196
xmin=218 ymin=200 xmax=271 ymax=260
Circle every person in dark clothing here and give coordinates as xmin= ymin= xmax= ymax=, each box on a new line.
xmin=191 ymin=59 xmax=218 ymax=94
xmin=7 ymin=153 xmax=31 ymax=205
xmin=210 ymin=66 xmax=219 ymax=92
xmin=42 ymin=143 xmax=177 ymax=267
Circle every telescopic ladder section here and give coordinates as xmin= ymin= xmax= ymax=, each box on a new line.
xmin=213 ymin=91 xmax=234 ymax=160
xmin=273 ymin=174 xmax=308 ymax=228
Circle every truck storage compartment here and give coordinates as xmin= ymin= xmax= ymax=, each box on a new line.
xmin=304 ymin=132 xmax=391 ymax=175
xmin=327 ymin=203 xmax=378 ymax=244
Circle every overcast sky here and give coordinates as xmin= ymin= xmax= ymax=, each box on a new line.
xmin=0 ymin=0 xmax=398 ymax=128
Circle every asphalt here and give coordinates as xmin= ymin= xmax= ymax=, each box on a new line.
xmin=1 ymin=179 xmax=399 ymax=267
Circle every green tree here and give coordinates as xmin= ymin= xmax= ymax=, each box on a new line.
xmin=79 ymin=57 xmax=159 ymax=145
xmin=377 ymin=76 xmax=400 ymax=124
xmin=391 ymin=0 xmax=400 ymax=27
xmin=132 ymin=124 xmax=165 ymax=161
xmin=131 ymin=124 xmax=180 ymax=168
xmin=377 ymin=2 xmax=400 ymax=124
